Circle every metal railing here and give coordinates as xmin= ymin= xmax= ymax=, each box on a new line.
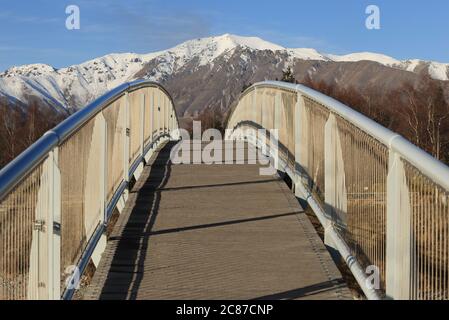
xmin=226 ymin=81 xmax=449 ymax=300
xmin=0 ymin=80 xmax=179 ymax=300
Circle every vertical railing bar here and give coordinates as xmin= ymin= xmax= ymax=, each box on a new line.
xmin=294 ymin=91 xmax=302 ymax=186
xmin=355 ymin=128 xmax=359 ymax=258
xmin=100 ymin=114 xmax=107 ymax=224
xmin=274 ymin=91 xmax=280 ymax=171
xmin=420 ymin=173 xmax=424 ymax=299
xmin=405 ymin=165 xmax=416 ymax=299
xmin=433 ymin=180 xmax=436 ymax=298
xmin=359 ymin=131 xmax=363 ymax=259
xmin=374 ymin=146 xmax=377 ymax=286
xmin=416 ymin=167 xmax=420 ymax=298
xmin=365 ymin=135 xmax=369 ymax=265
xmin=386 ymin=151 xmax=409 ymax=299
xmin=408 ymin=166 xmax=419 ymax=299
xmin=368 ymin=135 xmax=373 ymax=268
xmin=428 ymin=176 xmax=431 ymax=299
xmin=375 ymin=139 xmax=378 ymax=278
xmin=434 ymin=184 xmax=438 ymax=298
xmin=51 ymin=147 xmax=61 ymax=300
xmin=357 ymin=131 xmax=361 ymax=259
xmin=7 ymin=188 xmax=11 ymax=298
xmin=431 ymin=181 xmax=440 ymax=300
xmin=5 ymin=186 xmax=8 ymax=298
xmin=15 ymin=185 xmax=19 ymax=299
xmin=18 ymin=179 xmax=21 ymax=299
xmin=424 ymin=176 xmax=428 ymax=299
xmin=378 ymin=142 xmax=381 ymax=285
xmin=383 ymin=143 xmax=387 ymax=288
xmin=13 ymin=183 xmax=17 ymax=299
xmin=28 ymin=178 xmax=32 ymax=299
xmin=150 ymin=90 xmax=154 ymax=144
xmin=253 ymin=88 xmax=257 ymax=147
xmin=354 ymin=127 xmax=358 ymax=258
xmin=362 ymin=134 xmax=366 ymax=260
xmin=415 ymin=171 xmax=419 ymax=299
xmin=23 ymin=177 xmax=26 ymax=298
xmin=434 ymin=186 xmax=438 ymax=298
xmin=438 ymin=188 xmax=442 ymax=299
xmin=156 ymin=90 xmax=160 ymax=139
xmin=438 ymin=187 xmax=442 ymax=298
xmin=372 ymin=138 xmax=375 ymax=270
xmin=10 ymin=180 xmax=14 ymax=299
xmin=370 ymin=137 xmax=374 ymax=266
xmin=24 ymin=176 xmax=28 ymax=298
xmin=441 ymin=190 xmax=444 ymax=299
xmin=161 ymin=95 xmax=164 ymax=135
xmin=436 ymin=185 xmax=438 ymax=298
xmin=443 ymin=191 xmax=449 ymax=299
xmin=140 ymin=92 xmax=145 ymax=159
xmin=46 ymin=150 xmax=53 ymax=299
xmin=165 ymin=96 xmax=168 ymax=134
xmin=411 ymin=166 xmax=415 ymax=299
xmin=445 ymin=191 xmax=448 ymax=299
xmin=359 ymin=135 xmax=364 ymax=260
xmin=440 ymin=190 xmax=448 ymax=300
xmin=3 ymin=187 xmax=6 ymax=298
xmin=123 ymin=92 xmax=130 ymax=186
xmin=429 ymin=181 xmax=433 ymax=299
xmin=425 ymin=176 xmax=429 ymax=299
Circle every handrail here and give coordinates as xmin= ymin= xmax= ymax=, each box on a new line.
xmin=226 ymin=81 xmax=449 ymax=300
xmin=0 ymin=80 xmax=179 ymax=300
xmin=0 ymin=80 xmax=179 ymax=200
xmin=233 ymin=81 xmax=449 ymax=191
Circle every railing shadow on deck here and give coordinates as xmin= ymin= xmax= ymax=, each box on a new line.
xmin=254 ymin=279 xmax=347 ymax=300
xmin=146 ymin=211 xmax=301 ymax=236
xmin=153 ymin=178 xmax=279 ymax=193
xmin=99 ymin=142 xmax=175 ymax=299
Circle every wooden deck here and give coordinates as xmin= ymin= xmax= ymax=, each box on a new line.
xmin=83 ymin=141 xmax=351 ymax=300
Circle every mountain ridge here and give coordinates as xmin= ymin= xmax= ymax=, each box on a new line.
xmin=1 ymin=33 xmax=448 ymax=114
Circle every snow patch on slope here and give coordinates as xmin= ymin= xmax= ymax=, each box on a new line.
xmin=428 ymin=62 xmax=449 ymax=81
xmin=1 ymin=33 xmax=449 ymax=112
xmin=288 ymin=48 xmax=328 ymax=61
xmin=161 ymin=33 xmax=284 ymax=67
xmin=327 ymin=52 xmax=401 ymax=66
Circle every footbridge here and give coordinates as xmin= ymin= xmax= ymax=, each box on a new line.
xmin=1 ymin=80 xmax=449 ymax=300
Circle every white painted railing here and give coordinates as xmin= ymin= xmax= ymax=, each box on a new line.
xmin=0 ymin=80 xmax=179 ymax=300
xmin=226 ymin=81 xmax=449 ymax=300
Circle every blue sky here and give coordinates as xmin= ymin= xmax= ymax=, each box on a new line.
xmin=1 ymin=0 xmax=448 ymax=71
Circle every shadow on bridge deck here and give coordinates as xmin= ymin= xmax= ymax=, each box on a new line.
xmin=83 ymin=141 xmax=352 ymax=300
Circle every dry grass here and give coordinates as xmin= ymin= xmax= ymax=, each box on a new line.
xmin=73 ymin=260 xmax=96 ymax=300
xmin=73 ymin=208 xmax=121 ymax=299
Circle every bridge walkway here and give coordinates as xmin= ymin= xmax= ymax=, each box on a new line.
xmin=83 ymin=141 xmax=351 ymax=300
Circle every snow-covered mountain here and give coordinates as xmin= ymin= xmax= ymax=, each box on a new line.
xmin=1 ymin=33 xmax=448 ymax=114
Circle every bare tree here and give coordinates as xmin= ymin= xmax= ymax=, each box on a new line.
xmin=0 ymin=98 xmax=66 ymax=169
xmin=389 ymin=77 xmax=449 ymax=161
xmin=299 ymin=74 xmax=449 ymax=164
